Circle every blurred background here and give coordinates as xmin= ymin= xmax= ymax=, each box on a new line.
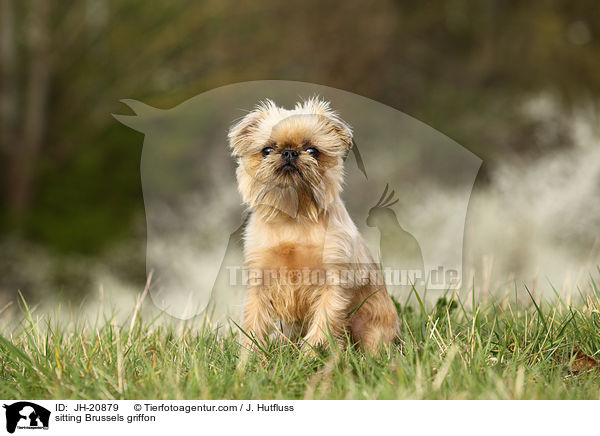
xmin=1 ymin=0 xmax=599 ymax=309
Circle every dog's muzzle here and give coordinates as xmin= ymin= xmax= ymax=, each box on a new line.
xmin=280 ymin=149 xmax=299 ymax=172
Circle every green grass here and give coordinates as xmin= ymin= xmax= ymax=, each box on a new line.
xmin=2 ymin=279 xmax=600 ymax=400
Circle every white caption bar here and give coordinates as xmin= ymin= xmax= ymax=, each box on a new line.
xmin=0 ymin=400 xmax=596 ymax=435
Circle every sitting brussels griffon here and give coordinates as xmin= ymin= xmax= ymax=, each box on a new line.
xmin=229 ymin=97 xmax=398 ymax=352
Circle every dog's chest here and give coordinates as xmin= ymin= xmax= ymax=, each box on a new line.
xmin=262 ymin=245 xmax=325 ymax=322
xmin=245 ymin=216 xmax=328 ymax=271
xmin=264 ymin=242 xmax=323 ymax=271
xmin=245 ymin=219 xmax=328 ymax=321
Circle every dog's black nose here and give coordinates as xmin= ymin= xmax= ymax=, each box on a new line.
xmin=281 ymin=149 xmax=298 ymax=163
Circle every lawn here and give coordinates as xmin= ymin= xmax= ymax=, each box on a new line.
xmin=1 ymin=277 xmax=600 ymax=400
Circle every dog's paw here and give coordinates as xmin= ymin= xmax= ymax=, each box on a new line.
xmin=303 ymin=329 xmax=327 ymax=347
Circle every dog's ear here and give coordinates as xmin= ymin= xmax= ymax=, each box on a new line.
xmin=228 ymin=112 xmax=261 ymax=157
xmin=299 ymin=97 xmax=353 ymax=150
xmin=328 ymin=118 xmax=353 ymax=150
xmin=228 ymin=99 xmax=275 ymax=157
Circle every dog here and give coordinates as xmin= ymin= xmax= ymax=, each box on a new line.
xmin=229 ymin=97 xmax=399 ymax=352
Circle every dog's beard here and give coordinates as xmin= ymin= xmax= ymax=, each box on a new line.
xmin=246 ymin=161 xmax=331 ymax=222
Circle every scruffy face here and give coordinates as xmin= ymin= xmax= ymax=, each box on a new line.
xmin=229 ymin=98 xmax=353 ymax=221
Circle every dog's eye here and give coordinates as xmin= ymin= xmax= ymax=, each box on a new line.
xmin=261 ymin=146 xmax=275 ymax=157
xmin=305 ymin=147 xmax=319 ymax=158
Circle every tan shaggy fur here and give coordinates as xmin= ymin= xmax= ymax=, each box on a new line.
xmin=229 ymin=97 xmax=399 ymax=352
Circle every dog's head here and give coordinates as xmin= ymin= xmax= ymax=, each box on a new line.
xmin=229 ymin=97 xmax=352 ymax=221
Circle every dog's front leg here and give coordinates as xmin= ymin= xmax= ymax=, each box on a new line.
xmin=241 ymin=286 xmax=272 ymax=350
xmin=303 ymin=285 xmax=350 ymax=349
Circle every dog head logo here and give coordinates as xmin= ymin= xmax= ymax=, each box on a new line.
xmin=114 ymin=81 xmax=482 ymax=321
xmin=3 ymin=402 xmax=50 ymax=433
